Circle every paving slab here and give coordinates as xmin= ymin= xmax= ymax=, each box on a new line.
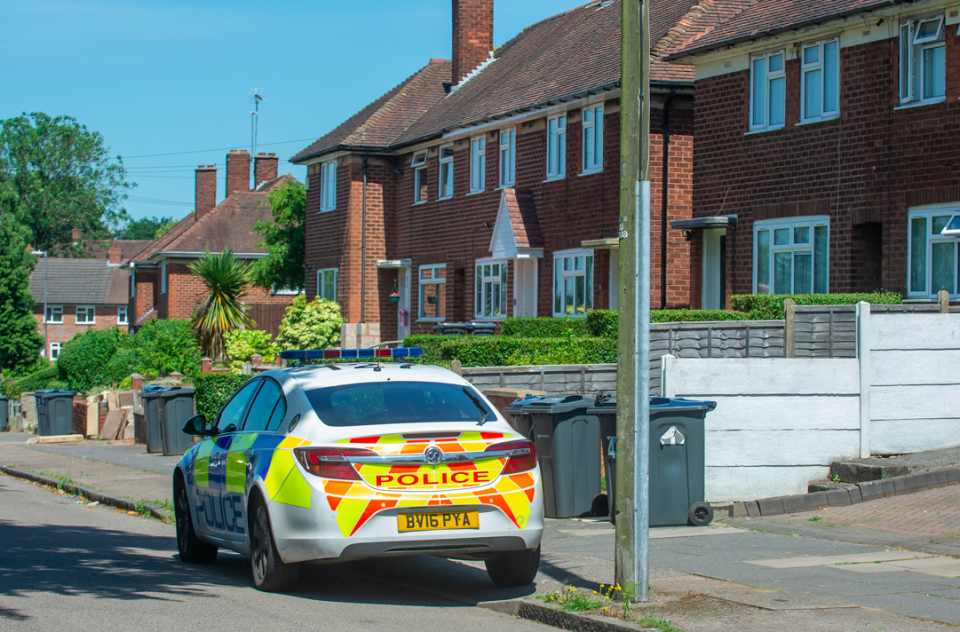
xmin=888 ymin=557 xmax=960 ymax=577
xmin=745 ymin=550 xmax=932 ymax=568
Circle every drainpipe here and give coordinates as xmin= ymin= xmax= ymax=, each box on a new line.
xmin=361 ymin=153 xmax=368 ymax=323
xmin=660 ymin=89 xmax=675 ymax=310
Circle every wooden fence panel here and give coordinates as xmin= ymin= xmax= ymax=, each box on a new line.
xmin=246 ymin=304 xmax=288 ymax=338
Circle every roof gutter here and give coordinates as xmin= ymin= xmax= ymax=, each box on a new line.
xmin=149 ymin=251 xmax=268 ymax=261
xmin=667 ymin=0 xmax=903 ymax=61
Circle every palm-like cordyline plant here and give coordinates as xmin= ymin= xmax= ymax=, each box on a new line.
xmin=189 ymin=249 xmax=254 ymax=361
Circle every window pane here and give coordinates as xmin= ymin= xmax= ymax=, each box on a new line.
xmin=564 ymin=277 xmax=575 ymax=315
xmin=794 ymin=253 xmax=812 ymax=294
xmin=774 ymin=228 xmax=790 ymax=245
xmin=910 ymin=216 xmax=927 ymax=293
xmin=769 ymin=53 xmax=783 ymax=72
xmin=484 ymin=264 xmax=491 ymax=277
xmin=585 ymin=256 xmax=594 ymax=311
xmin=594 ymin=108 xmax=603 ymax=167
xmin=932 ymin=242 xmax=955 ymax=294
xmin=794 ymin=226 xmax=810 ymax=244
xmin=575 ymin=275 xmax=585 ymax=314
xmin=485 ymin=281 xmax=493 ymax=316
xmin=548 ymin=118 xmax=557 ymax=173
xmin=564 ymin=257 xmax=571 ymax=271
xmin=477 ymin=266 xmax=482 ymax=311
xmin=757 ymin=230 xmax=770 ymax=293
xmin=923 ymin=45 xmax=946 ymax=99
xmin=501 ymin=264 xmax=508 ymax=316
xmin=244 ymin=380 xmax=282 ymax=432
xmin=901 ymin=24 xmax=912 ymax=100
xmin=559 ymin=130 xmax=566 ymax=174
xmin=774 ymin=252 xmax=792 ymax=294
xmin=933 ymin=215 xmax=950 ymax=234
xmin=266 ymin=397 xmax=286 ymax=432
xmin=217 ymin=382 xmax=259 ymax=433
xmin=479 ymin=153 xmax=485 ymax=189
xmin=814 ymin=225 xmax=828 ymax=294
xmin=583 ymin=109 xmax=593 ymax=123
xmin=823 ymin=41 xmax=838 ymax=113
xmin=804 ymin=46 xmax=819 ymax=64
xmin=554 ymin=259 xmax=562 ymax=314
xmin=575 ymin=256 xmax=584 ymax=271
xmin=509 ymin=131 xmax=516 ymax=182
xmin=584 ymin=126 xmax=595 ymax=168
xmin=752 ymin=58 xmax=766 ymax=126
xmin=804 ymin=68 xmax=823 ymax=118
xmin=769 ymin=77 xmax=785 ymax=126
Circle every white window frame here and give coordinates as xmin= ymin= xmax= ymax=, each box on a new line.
xmin=317 ymin=268 xmax=338 ymax=302
xmin=45 ymin=305 xmax=63 ymax=324
xmin=475 ymin=259 xmax=508 ymax=320
xmin=581 ymin=106 xmax=604 ymax=173
xmin=130 ymin=267 xmax=136 ymax=298
xmin=800 ymin=39 xmax=840 ymax=123
xmin=160 ymin=260 xmax=167 ymax=294
xmin=552 ymin=249 xmax=594 ymax=318
xmin=900 ymin=16 xmax=946 ymax=104
xmin=412 ymin=151 xmax=428 ymax=204
xmin=499 ymin=128 xmax=516 ymax=187
xmin=753 ymin=216 xmax=830 ymax=295
xmin=418 ymin=263 xmax=446 ymax=321
xmin=320 ymin=160 xmax=337 ymax=212
xmin=49 ymin=342 xmax=63 ymax=361
xmin=749 ymin=50 xmax=786 ymax=132
xmin=546 ymin=114 xmax=567 ymax=180
xmin=438 ymin=144 xmax=454 ymax=199
xmin=117 ymin=307 xmax=128 ymax=326
xmin=470 ymin=136 xmax=486 ymax=193
xmin=907 ymin=204 xmax=960 ymax=300
xmin=76 ymin=306 xmax=96 ymax=325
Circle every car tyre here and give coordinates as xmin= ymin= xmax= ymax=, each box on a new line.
xmin=688 ymin=502 xmax=714 ymax=527
xmin=250 ymin=497 xmax=300 ymax=592
xmin=485 ymin=545 xmax=540 ymax=587
xmin=174 ymin=478 xmax=218 ymax=564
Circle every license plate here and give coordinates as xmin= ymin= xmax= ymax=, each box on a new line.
xmin=397 ymin=510 xmax=480 ymax=532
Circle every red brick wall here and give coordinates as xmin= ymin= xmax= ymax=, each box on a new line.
xmin=34 ymin=305 xmax=128 ymax=352
xmin=130 ymin=266 xmax=158 ymax=330
xmin=452 ymin=0 xmax=493 ymax=85
xmin=691 ymin=31 xmax=960 ymax=301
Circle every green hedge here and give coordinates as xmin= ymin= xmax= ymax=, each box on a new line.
xmin=501 ymin=317 xmax=590 ymax=337
xmin=193 ymin=373 xmax=250 ymax=422
xmin=729 ymin=292 xmax=902 ymax=320
xmin=1 ymin=365 xmax=61 ymax=397
xmin=584 ymin=309 xmax=751 ymax=339
xmin=56 ymin=328 xmax=128 ymax=393
xmin=405 ymin=335 xmax=616 ymax=367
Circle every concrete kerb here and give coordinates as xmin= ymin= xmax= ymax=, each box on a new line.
xmin=480 ymin=599 xmax=657 ymax=632
xmin=0 ymin=465 xmax=172 ymax=522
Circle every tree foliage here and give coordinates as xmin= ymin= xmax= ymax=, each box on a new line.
xmin=116 ymin=215 xmax=175 ymax=240
xmin=0 ymin=112 xmax=132 ymax=256
xmin=0 ymin=210 xmax=44 ymax=374
xmin=189 ymin=250 xmax=254 ymax=361
xmin=131 ymin=319 xmax=201 ymax=376
xmin=276 ymin=296 xmax=343 ymax=351
xmin=249 ymin=180 xmax=305 ymax=293
xmin=224 ymin=329 xmax=279 ymax=375
xmin=56 ymin=328 xmax=128 ymax=392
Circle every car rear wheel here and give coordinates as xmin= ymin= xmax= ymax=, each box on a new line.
xmin=250 ymin=498 xmax=300 ymax=592
xmin=485 ymin=545 xmax=540 ymax=587
xmin=174 ymin=479 xmax=218 ymax=564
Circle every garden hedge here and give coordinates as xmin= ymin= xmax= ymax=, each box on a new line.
xmin=56 ymin=328 xmax=128 ymax=393
xmin=1 ymin=365 xmax=61 ymax=397
xmin=729 ymin=291 xmax=902 ymax=320
xmin=404 ymin=335 xmax=616 ymax=367
xmin=193 ymin=373 xmax=250 ymax=422
xmin=501 ymin=317 xmax=590 ymax=337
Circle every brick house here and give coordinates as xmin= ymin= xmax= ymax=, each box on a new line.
xmin=292 ymin=0 xmax=706 ymax=343
xmin=666 ymin=0 xmax=960 ymax=307
xmin=125 ymin=150 xmax=298 ymax=335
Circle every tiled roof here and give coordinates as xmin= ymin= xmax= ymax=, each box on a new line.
xmin=132 ymin=175 xmax=296 ymax=262
xmin=504 ymin=188 xmax=544 ymax=249
xmin=667 ymin=0 xmax=903 ymax=60
xmin=29 ymin=259 xmax=129 ymax=306
xmin=84 ymin=239 xmax=152 ymax=262
xmin=293 ymin=0 xmax=702 ymax=161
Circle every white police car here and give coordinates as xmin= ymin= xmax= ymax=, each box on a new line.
xmin=173 ymin=348 xmax=544 ymax=592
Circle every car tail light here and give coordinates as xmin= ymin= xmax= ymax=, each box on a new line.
xmin=294 ymin=447 xmax=376 ymax=481
xmin=485 ymin=439 xmax=538 ymax=475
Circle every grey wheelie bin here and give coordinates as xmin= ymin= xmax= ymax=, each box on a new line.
xmin=141 ymin=385 xmax=169 ymax=453
xmin=504 ymin=394 xmax=600 ymax=518
xmin=35 ymin=389 xmax=78 ymax=436
xmin=589 ymin=395 xmax=717 ymax=527
xmin=586 ymin=393 xmax=617 ymax=521
xmin=0 ymin=396 xmax=9 ymax=431
xmin=158 ymin=386 xmax=196 ymax=456
xmin=432 ymin=322 xmax=469 ymax=335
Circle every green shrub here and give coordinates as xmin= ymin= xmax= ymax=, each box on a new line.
xmin=405 ymin=335 xmax=616 ymax=367
xmin=1 ymin=365 xmax=61 ymax=397
xmin=276 ymin=296 xmax=343 ymax=351
xmin=104 ymin=348 xmax=150 ymax=384
xmin=225 ymin=329 xmax=279 ymax=374
xmin=133 ymin=319 xmax=201 ymax=376
xmin=586 ymin=309 xmax=751 ymax=339
xmin=729 ymin=291 xmax=902 ymax=320
xmin=194 ymin=373 xmax=251 ymax=422
xmin=56 ymin=328 xmax=128 ymax=392
xmin=501 ymin=317 xmax=590 ymax=337
xmin=586 ymin=310 xmax=618 ymax=338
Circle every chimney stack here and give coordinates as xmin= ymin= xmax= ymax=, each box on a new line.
xmin=452 ymin=0 xmax=494 ymax=87
xmin=254 ymin=153 xmax=279 ymax=189
xmin=195 ymin=165 xmax=217 ymax=221
xmin=225 ymin=150 xmax=251 ymax=196
xmin=108 ymin=243 xmax=122 ymax=265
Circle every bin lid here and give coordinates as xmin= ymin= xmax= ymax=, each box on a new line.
xmin=33 ymin=389 xmax=77 ymax=397
xmin=0 ymin=395 xmax=9 ymax=402
xmin=141 ymin=385 xmax=172 ymax=399
xmin=504 ymin=394 xmax=591 ymax=415
xmin=586 ymin=395 xmax=717 ymax=413
xmin=159 ymin=386 xmax=195 ymax=398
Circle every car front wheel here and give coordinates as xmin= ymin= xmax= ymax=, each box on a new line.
xmin=174 ymin=479 xmax=218 ymax=564
xmin=485 ymin=545 xmax=540 ymax=587
xmin=250 ymin=498 xmax=300 ymax=592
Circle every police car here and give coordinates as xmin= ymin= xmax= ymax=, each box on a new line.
xmin=173 ymin=347 xmax=544 ymax=592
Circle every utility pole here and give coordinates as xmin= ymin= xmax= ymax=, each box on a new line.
xmin=616 ymin=0 xmax=651 ymax=603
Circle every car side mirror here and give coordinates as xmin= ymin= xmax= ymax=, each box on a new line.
xmin=182 ymin=414 xmax=217 ymax=437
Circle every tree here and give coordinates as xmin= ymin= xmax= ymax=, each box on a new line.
xmin=249 ymin=180 xmax=305 ymax=293
xmin=189 ymin=250 xmax=254 ymax=362
xmin=0 ymin=112 xmax=132 ymax=256
xmin=276 ymin=295 xmax=343 ymax=352
xmin=0 ymin=207 xmax=44 ymax=375
xmin=116 ymin=216 xmax=175 ymax=240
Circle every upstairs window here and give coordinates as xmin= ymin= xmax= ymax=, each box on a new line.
xmin=439 ymin=144 xmax=454 ymax=199
xmin=320 ymin=160 xmax=337 ymax=212
xmin=750 ymin=50 xmax=785 ymax=131
xmin=546 ymin=114 xmax=567 ymax=179
xmin=470 ymin=136 xmax=486 ymax=193
xmin=419 ymin=264 xmax=446 ymax=320
xmin=754 ymin=217 xmax=829 ymax=295
xmin=801 ymin=40 xmax=839 ymax=123
xmin=553 ymin=249 xmax=594 ymax=317
xmin=160 ymin=260 xmax=167 ymax=294
xmin=45 ymin=306 xmax=63 ymax=324
xmin=317 ymin=268 xmax=338 ymax=302
xmin=476 ymin=259 xmax=508 ymax=320
xmin=76 ymin=306 xmax=96 ymax=325
xmin=412 ymin=151 xmax=428 ymax=204
xmin=908 ymin=206 xmax=959 ymax=299
xmin=118 ymin=307 xmax=128 ymax=326
xmin=130 ymin=267 xmax=136 ymax=298
xmin=499 ymin=128 xmax=516 ymax=187
xmin=582 ymin=106 xmax=603 ymax=173
xmin=900 ymin=16 xmax=946 ymax=104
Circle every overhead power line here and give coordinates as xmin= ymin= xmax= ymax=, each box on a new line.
xmin=121 ymin=138 xmax=317 ymax=160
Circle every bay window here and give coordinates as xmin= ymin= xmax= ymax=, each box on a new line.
xmin=553 ymin=249 xmax=594 ymax=317
xmin=754 ymin=217 xmax=829 ymax=295
xmin=475 ymin=259 xmax=507 ymax=319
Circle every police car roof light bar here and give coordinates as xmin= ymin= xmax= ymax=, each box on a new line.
xmin=279 ymin=347 xmax=424 ymax=361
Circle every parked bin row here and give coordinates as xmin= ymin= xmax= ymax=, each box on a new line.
xmin=431 ymin=322 xmax=497 ymax=336
xmin=142 ymin=385 xmax=196 ymax=456
xmin=504 ymin=393 xmax=716 ymax=527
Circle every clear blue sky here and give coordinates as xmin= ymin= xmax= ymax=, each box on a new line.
xmin=1 ymin=0 xmax=586 ymax=223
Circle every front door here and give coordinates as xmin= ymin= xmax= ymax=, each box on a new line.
xmin=702 ymin=229 xmax=727 ymax=310
xmin=397 ymin=267 xmax=411 ymax=340
xmin=513 ymin=259 xmax=538 ymax=317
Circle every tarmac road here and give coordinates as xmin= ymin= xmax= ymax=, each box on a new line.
xmin=0 ymin=475 xmax=544 ymax=632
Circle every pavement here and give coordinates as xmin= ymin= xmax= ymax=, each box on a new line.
xmin=2 ymin=433 xmax=960 ymax=631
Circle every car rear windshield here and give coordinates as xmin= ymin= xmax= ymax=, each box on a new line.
xmin=305 ymin=381 xmax=490 ymax=427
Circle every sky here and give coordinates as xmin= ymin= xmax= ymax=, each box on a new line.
xmin=1 ymin=0 xmax=587 ymax=223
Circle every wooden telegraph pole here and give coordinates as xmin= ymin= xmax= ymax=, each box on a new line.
xmin=616 ymin=0 xmax=651 ymax=602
